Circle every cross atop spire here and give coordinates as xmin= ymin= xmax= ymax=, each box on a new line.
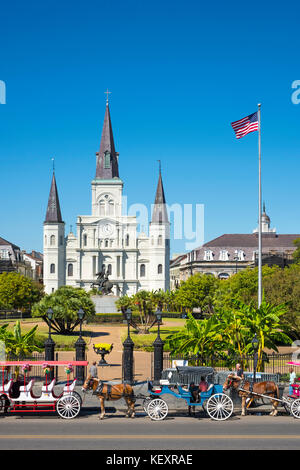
xmin=104 ymin=88 xmax=111 ymax=105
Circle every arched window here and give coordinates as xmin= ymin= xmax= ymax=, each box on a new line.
xmin=105 ymin=239 xmax=109 ymax=248
xmin=107 ymin=264 xmax=112 ymax=275
xmin=99 ymin=200 xmax=105 ymax=216
xmin=50 ymin=263 xmax=55 ymax=274
xmin=126 ymin=234 xmax=129 ymax=247
xmin=68 ymin=263 xmax=73 ymax=277
xmin=158 ymin=235 xmax=163 ymax=246
xmin=218 ymin=272 xmax=229 ymax=279
xmin=83 ymin=234 xmax=87 ymax=246
xmin=140 ymin=264 xmax=146 ymax=277
xmin=158 ymin=264 xmax=163 ymax=274
xmin=50 ymin=235 xmax=55 ymax=246
xmin=108 ymin=200 xmax=114 ymax=216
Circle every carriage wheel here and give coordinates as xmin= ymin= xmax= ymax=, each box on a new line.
xmin=143 ymin=397 xmax=151 ymax=413
xmin=71 ymin=391 xmax=83 ymax=406
xmin=0 ymin=395 xmax=7 ymax=413
xmin=206 ymin=393 xmax=233 ymax=421
xmin=283 ymin=397 xmax=293 ymax=414
xmin=147 ymin=398 xmax=168 ymax=421
xmin=290 ymin=399 xmax=300 ymax=419
xmin=56 ymin=395 xmax=81 ymax=419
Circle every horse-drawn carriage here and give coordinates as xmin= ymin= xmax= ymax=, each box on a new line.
xmin=223 ymin=361 xmax=300 ymax=419
xmin=141 ymin=366 xmax=234 ymax=421
xmin=0 ymin=361 xmax=88 ymax=419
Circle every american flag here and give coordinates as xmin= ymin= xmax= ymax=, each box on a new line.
xmin=231 ymin=112 xmax=258 ymax=139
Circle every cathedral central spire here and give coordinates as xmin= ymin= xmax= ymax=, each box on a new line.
xmin=95 ymin=100 xmax=119 ymax=179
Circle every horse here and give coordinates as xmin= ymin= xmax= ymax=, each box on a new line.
xmin=82 ymin=376 xmax=135 ymax=420
xmin=223 ymin=374 xmax=280 ymax=416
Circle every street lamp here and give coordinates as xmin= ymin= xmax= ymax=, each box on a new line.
xmin=46 ymin=308 xmax=53 ymax=338
xmin=155 ymin=307 xmax=162 ymax=337
xmin=77 ymin=308 xmax=85 ymax=338
xmin=122 ymin=308 xmax=134 ymax=384
xmin=44 ymin=308 xmax=55 ymax=380
xmin=252 ymin=333 xmax=259 ymax=385
xmin=75 ymin=308 xmax=86 ymax=385
xmin=153 ymin=307 xmax=164 ymax=384
xmin=234 ymin=254 xmax=238 ymax=274
xmin=125 ymin=308 xmax=132 ymax=339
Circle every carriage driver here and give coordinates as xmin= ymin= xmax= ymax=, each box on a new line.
xmin=233 ymin=363 xmax=244 ymax=381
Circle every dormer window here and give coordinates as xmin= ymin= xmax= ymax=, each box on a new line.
xmin=204 ymin=250 xmax=213 ymax=261
xmin=219 ymin=250 xmax=229 ymax=261
xmin=235 ymin=250 xmax=245 ymax=261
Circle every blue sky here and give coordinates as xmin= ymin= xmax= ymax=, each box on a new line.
xmin=1 ymin=0 xmax=300 ymax=256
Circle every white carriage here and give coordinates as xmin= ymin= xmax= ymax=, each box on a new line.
xmin=0 ymin=361 xmax=87 ymax=419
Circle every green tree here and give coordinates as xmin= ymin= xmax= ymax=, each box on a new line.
xmin=292 ymin=238 xmax=300 ymax=263
xmin=262 ymin=264 xmax=300 ymax=337
xmin=0 ymin=272 xmax=44 ymax=311
xmin=213 ymin=265 xmax=279 ymax=310
xmin=175 ymin=273 xmax=220 ymax=314
xmin=31 ymin=286 xmax=96 ymax=334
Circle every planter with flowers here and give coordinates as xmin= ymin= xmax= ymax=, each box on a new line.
xmin=93 ymin=343 xmax=113 ymax=365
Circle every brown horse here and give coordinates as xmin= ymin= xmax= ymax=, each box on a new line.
xmin=82 ymin=376 xmax=135 ymax=420
xmin=223 ymin=374 xmax=279 ymax=416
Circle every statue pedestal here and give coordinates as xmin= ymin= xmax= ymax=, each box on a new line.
xmin=91 ymin=295 xmax=119 ymax=314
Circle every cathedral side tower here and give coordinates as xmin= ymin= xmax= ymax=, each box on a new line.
xmin=43 ymin=171 xmax=66 ymax=294
xmin=148 ymin=167 xmax=170 ymax=291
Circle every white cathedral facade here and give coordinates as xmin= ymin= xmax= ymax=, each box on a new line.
xmin=43 ymin=101 xmax=170 ymax=295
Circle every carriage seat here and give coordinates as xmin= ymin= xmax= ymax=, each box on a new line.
xmin=0 ymin=379 xmax=13 ymax=394
xmin=177 ymin=384 xmax=192 ymax=398
xmin=19 ymin=379 xmax=39 ymax=398
xmin=41 ymin=379 xmax=56 ymax=393
xmin=19 ymin=379 xmax=35 ymax=393
xmin=200 ymin=383 xmax=214 ymax=399
xmin=63 ymin=379 xmax=77 ymax=393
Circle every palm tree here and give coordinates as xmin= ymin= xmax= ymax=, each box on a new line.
xmin=0 ymin=320 xmax=42 ymax=359
xmin=233 ymin=298 xmax=292 ymax=371
xmin=165 ymin=313 xmax=224 ymax=363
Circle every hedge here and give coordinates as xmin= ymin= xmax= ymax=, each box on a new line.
xmin=88 ymin=312 xmax=182 ymax=323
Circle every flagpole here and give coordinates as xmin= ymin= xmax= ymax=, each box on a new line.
xmin=258 ymin=103 xmax=262 ymax=307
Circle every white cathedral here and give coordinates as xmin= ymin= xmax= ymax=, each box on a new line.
xmin=43 ymin=100 xmax=170 ymax=295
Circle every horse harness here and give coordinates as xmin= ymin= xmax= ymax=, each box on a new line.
xmin=92 ymin=380 xmax=133 ymax=401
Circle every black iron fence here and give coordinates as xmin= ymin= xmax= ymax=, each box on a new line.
xmin=152 ymin=353 xmax=294 ymax=379
xmin=0 ymin=310 xmax=31 ymax=320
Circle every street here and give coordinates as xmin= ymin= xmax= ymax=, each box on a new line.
xmin=1 ymin=410 xmax=300 ymax=450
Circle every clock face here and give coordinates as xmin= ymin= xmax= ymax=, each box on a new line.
xmin=103 ymin=223 xmax=112 ymax=235
xmin=98 ymin=221 xmax=115 ymax=238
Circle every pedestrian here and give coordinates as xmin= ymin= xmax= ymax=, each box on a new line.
xmin=89 ymin=361 xmax=98 ymax=378
xmin=289 ymin=367 xmax=296 ymax=396
xmin=199 ymin=376 xmax=208 ymax=393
